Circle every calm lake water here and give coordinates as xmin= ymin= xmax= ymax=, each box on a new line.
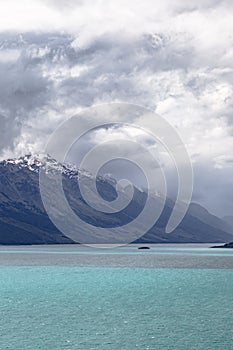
xmin=0 ymin=244 xmax=233 ymax=349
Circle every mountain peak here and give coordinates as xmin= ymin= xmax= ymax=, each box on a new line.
xmin=2 ymin=153 xmax=75 ymax=173
xmin=1 ymin=154 xmax=98 ymax=183
xmin=2 ymin=153 xmax=56 ymax=171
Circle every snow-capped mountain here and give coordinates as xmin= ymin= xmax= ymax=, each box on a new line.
xmin=0 ymin=154 xmax=233 ymax=245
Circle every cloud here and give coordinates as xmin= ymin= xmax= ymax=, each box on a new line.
xmin=0 ymin=0 xmax=233 ymax=215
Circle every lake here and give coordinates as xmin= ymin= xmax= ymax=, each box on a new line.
xmin=0 ymin=244 xmax=233 ymax=349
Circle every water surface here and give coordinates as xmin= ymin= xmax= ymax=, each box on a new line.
xmin=0 ymin=244 xmax=233 ymax=349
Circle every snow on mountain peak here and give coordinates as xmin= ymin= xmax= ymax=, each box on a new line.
xmin=1 ymin=154 xmax=95 ymax=181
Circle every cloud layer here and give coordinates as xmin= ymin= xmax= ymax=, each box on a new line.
xmin=0 ymin=0 xmax=233 ymax=216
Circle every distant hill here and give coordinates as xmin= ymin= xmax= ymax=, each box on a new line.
xmin=0 ymin=154 xmax=232 ymax=245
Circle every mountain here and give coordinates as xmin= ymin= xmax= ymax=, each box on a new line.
xmin=188 ymin=202 xmax=232 ymax=234
xmin=222 ymin=215 xmax=233 ymax=231
xmin=0 ymin=154 xmax=232 ymax=245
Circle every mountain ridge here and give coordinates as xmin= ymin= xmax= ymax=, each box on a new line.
xmin=0 ymin=154 xmax=232 ymax=245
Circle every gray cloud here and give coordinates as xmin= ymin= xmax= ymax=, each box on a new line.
xmin=0 ymin=0 xmax=233 ymax=216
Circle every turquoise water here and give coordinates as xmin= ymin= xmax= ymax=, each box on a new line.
xmin=0 ymin=246 xmax=233 ymax=349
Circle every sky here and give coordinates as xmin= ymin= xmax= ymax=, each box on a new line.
xmin=0 ymin=0 xmax=233 ymax=217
